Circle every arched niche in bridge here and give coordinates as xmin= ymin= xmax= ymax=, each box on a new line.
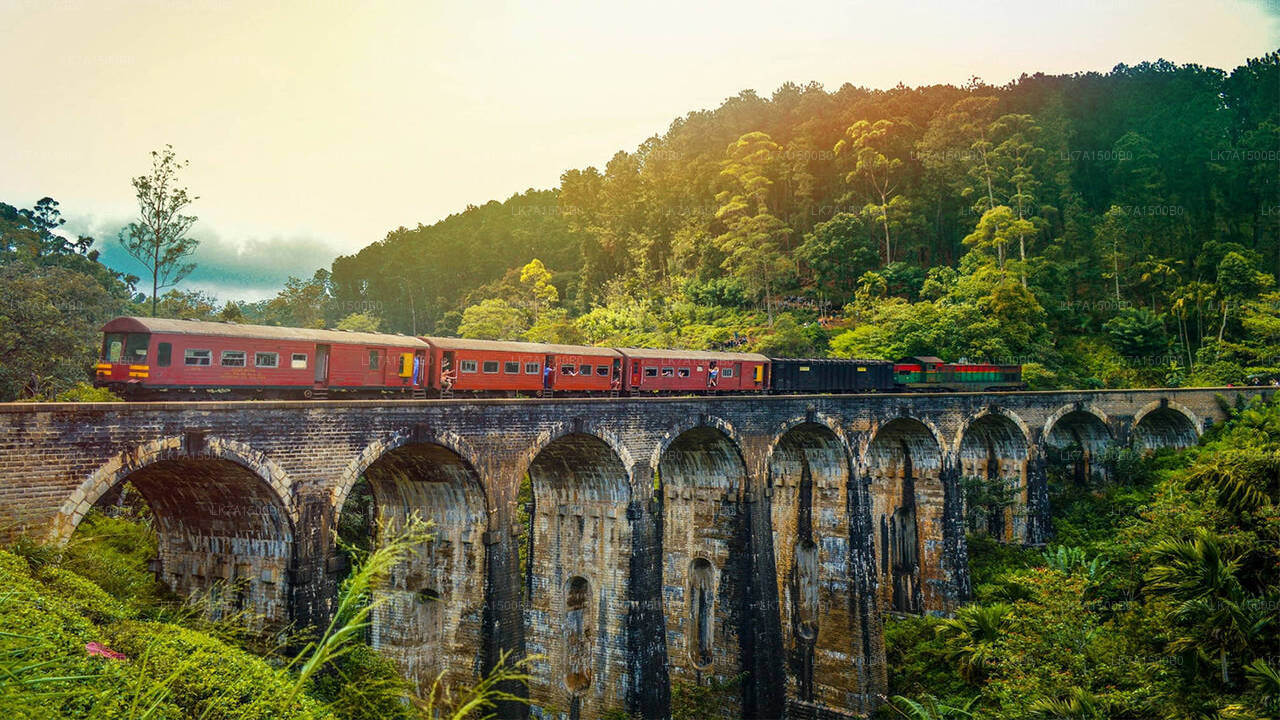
xmin=1132 ymin=404 xmax=1200 ymax=452
xmin=73 ymin=447 xmax=294 ymax=626
xmin=524 ymin=432 xmax=631 ymax=718
xmin=767 ymin=421 xmax=858 ymax=707
xmin=864 ymin=417 xmax=943 ymax=615
xmin=340 ymin=441 xmax=487 ymax=693
xmin=1044 ymin=408 xmax=1113 ymax=485
xmin=656 ymin=425 xmax=748 ymax=709
xmin=956 ymin=412 xmax=1031 ymax=543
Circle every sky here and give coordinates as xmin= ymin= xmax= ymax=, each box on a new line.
xmin=2 ymin=0 xmax=1278 ymax=301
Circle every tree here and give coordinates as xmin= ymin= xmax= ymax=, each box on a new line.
xmin=714 ymin=131 xmax=794 ymax=322
xmin=1146 ymin=529 xmax=1266 ymax=687
xmin=517 ymin=258 xmax=559 ymax=319
xmin=263 ymin=270 xmax=332 ymax=328
xmin=836 ymin=119 xmax=915 ymax=265
xmin=458 ymin=298 xmax=526 ymax=340
xmin=118 ymin=146 xmax=199 ymax=316
xmin=987 ymin=114 xmax=1047 ymax=286
xmin=336 ymin=312 xmax=382 ymax=333
xmin=1215 ymin=251 xmax=1271 ymax=345
xmin=1103 ymin=307 xmax=1168 ymax=360
xmin=796 ymin=213 xmax=880 ymax=304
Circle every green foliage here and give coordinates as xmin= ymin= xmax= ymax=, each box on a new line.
xmin=335 ymin=312 xmax=382 ymax=333
xmin=54 ymin=382 xmax=123 ymax=402
xmin=670 ymin=675 xmax=743 ymax=720
xmin=890 ymin=397 xmax=1280 ymax=718
xmin=458 ymin=298 xmax=526 ymax=340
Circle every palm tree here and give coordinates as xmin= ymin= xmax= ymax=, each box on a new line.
xmin=1027 ymin=687 xmax=1108 ymax=719
xmin=935 ymin=603 xmax=1013 ymax=684
xmin=888 ymin=694 xmax=976 ymax=720
xmin=1145 ymin=529 xmax=1272 ymax=687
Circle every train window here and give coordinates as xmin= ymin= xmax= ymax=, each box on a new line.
xmin=644 ymin=367 xmax=658 ymax=377
xmin=525 ymin=362 xmax=540 ymax=374
xmin=595 ymin=365 xmax=609 ymax=376
xmin=220 ymin=350 xmax=246 ymax=367
xmin=184 ymin=349 xmax=212 ymax=366
xmin=578 ymin=364 xmax=592 ymax=375
xmin=368 ymin=350 xmax=380 ymax=370
xmin=460 ymin=360 xmax=478 ymax=373
xmin=677 ymin=368 xmax=690 ymax=378
xmin=255 ymin=352 xmax=279 ymax=368
xmin=157 ymin=343 xmax=172 ymax=367
xmin=291 ymin=353 xmax=308 ymax=369
xmin=661 ymin=368 xmax=674 ymax=377
xmin=504 ymin=361 xmax=520 ymax=374
xmin=482 ymin=361 xmax=499 ymax=374
xmin=104 ymin=333 xmax=125 ymax=363
xmin=722 ymin=367 xmax=734 ymax=378
xmin=125 ymin=334 xmax=149 ymax=362
xmin=560 ymin=364 xmax=575 ymax=375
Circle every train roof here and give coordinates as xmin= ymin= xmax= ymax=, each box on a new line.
xmin=424 ymin=336 xmax=621 ymax=357
xmin=770 ymin=357 xmax=892 ymax=365
xmin=617 ymin=347 xmax=769 ymax=362
xmin=102 ymin=316 xmax=429 ymax=348
xmin=897 ymin=355 xmax=945 ymax=364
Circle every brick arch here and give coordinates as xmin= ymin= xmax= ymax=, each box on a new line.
xmin=339 ymin=429 xmax=489 ymax=695
xmin=1132 ymin=400 xmax=1201 ymax=451
xmin=1042 ymin=403 xmax=1113 ymax=448
xmin=522 ymin=419 xmax=637 ymax=490
xmin=55 ymin=434 xmax=294 ymax=543
xmin=649 ymin=413 xmax=747 ymax=474
xmin=766 ymin=415 xmax=877 ymax=708
xmin=858 ymin=414 xmax=947 ymax=471
xmin=953 ymin=408 xmax=1033 ymax=544
xmin=524 ymin=429 xmax=634 ymax=717
xmin=951 ymin=407 xmax=1033 ymax=458
xmin=764 ymin=412 xmax=854 ymax=473
xmin=333 ymin=428 xmax=487 ymax=517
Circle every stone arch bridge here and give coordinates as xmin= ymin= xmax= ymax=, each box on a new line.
xmin=0 ymin=387 xmax=1263 ymax=719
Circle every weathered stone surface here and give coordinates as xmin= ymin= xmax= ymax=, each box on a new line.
xmin=0 ymin=387 xmax=1261 ymax=719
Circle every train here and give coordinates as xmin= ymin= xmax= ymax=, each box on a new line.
xmin=94 ymin=316 xmax=1023 ymax=399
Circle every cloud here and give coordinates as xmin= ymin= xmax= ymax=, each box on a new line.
xmin=63 ymin=214 xmax=338 ymax=303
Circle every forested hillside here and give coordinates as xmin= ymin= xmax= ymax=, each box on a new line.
xmin=1 ymin=54 xmax=1277 ymax=401
xmin=330 ymin=55 xmax=1279 ymax=388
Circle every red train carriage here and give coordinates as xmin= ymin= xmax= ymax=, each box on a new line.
xmin=619 ymin=348 xmax=769 ymax=394
xmin=424 ymin=337 xmax=621 ymax=396
xmin=96 ymin=317 xmax=429 ymax=399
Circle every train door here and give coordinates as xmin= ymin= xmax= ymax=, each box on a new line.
xmin=413 ymin=350 xmax=426 ymax=386
xmin=732 ymin=362 xmax=742 ymax=390
xmin=543 ymin=354 xmax=556 ymax=391
xmin=314 ymin=345 xmax=330 ymax=386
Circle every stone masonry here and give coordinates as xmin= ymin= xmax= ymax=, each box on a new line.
xmin=0 ymin=387 xmax=1266 ymax=719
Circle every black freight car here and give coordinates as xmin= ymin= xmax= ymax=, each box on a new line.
xmin=769 ymin=358 xmax=893 ymax=393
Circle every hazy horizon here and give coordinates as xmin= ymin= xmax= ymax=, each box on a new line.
xmin=3 ymin=0 xmax=1277 ymax=301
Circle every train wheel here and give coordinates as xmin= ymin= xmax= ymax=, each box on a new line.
xmin=303 ymin=389 xmax=313 ymax=399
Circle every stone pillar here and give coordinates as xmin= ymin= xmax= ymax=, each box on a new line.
xmin=627 ymin=498 xmax=670 ymax=718
xmin=1025 ymin=445 xmax=1051 ymax=545
xmin=938 ymin=457 xmax=972 ymax=609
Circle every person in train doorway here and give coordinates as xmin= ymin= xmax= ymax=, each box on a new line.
xmin=543 ymin=363 xmax=555 ymax=391
xmin=707 ymin=360 xmax=719 ymax=390
xmin=412 ymin=354 xmax=424 ymax=385
xmin=440 ymin=357 xmax=456 ymax=392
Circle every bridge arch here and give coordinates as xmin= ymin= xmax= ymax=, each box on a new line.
xmin=767 ymin=417 xmax=875 ymax=708
xmin=60 ymin=435 xmax=295 ymax=623
xmin=1132 ymin=400 xmax=1201 ymax=451
xmin=1043 ymin=404 xmax=1114 ymax=484
xmin=523 ymin=430 xmax=634 ymax=718
xmin=954 ymin=408 xmax=1032 ymax=543
xmin=862 ymin=416 xmax=945 ymax=615
xmin=656 ymin=422 xmax=752 ymax=714
xmin=337 ymin=430 xmax=488 ymax=693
